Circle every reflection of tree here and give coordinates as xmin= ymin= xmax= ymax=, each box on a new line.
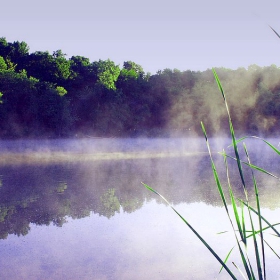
xmin=0 ymin=206 xmax=14 ymax=222
xmin=120 ymin=197 xmax=144 ymax=213
xmin=99 ymin=188 xmax=120 ymax=218
xmin=53 ymin=217 xmax=67 ymax=227
xmin=0 ymin=141 xmax=279 ymax=239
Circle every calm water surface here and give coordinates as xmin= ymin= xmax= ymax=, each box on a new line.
xmin=0 ymin=138 xmax=279 ymax=279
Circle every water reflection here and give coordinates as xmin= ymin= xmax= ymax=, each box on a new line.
xmin=0 ymin=138 xmax=279 ymax=279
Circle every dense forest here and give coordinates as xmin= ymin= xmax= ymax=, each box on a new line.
xmin=0 ymin=37 xmax=280 ymax=138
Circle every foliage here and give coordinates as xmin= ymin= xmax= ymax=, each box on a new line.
xmin=99 ymin=188 xmax=121 ymax=218
xmin=93 ymin=59 xmax=120 ymax=90
xmin=0 ymin=37 xmax=280 ymax=138
xmin=0 ymin=56 xmax=7 ymax=70
xmin=56 ymin=86 xmax=67 ymax=97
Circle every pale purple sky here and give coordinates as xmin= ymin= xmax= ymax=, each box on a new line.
xmin=1 ymin=0 xmax=280 ymax=73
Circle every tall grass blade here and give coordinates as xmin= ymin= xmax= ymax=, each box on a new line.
xmin=143 ymin=63 xmax=280 ymax=279
xmin=247 ymin=260 xmax=257 ymax=280
xmin=269 ymin=25 xmax=280 ymax=39
xmin=246 ymin=223 xmax=280 ymax=238
xmin=241 ymin=203 xmax=246 ymax=245
xmin=217 ymin=230 xmax=229 ymax=234
xmin=219 ymin=247 xmax=235 ymax=273
xmin=244 ymin=143 xmax=265 ymax=280
xmin=248 ymin=213 xmax=263 ymax=280
xmin=141 ymin=182 xmax=238 ymax=279
xmin=243 ymin=227 xmax=280 ymax=261
xmin=238 ymin=199 xmax=280 ymax=237
xmin=202 ymin=123 xmax=253 ymax=279
xmin=223 ymin=153 xmax=256 ymax=280
xmin=230 ymin=188 xmax=246 ymax=245
xmin=234 ymin=136 xmax=280 ymax=156
xmin=212 ymin=68 xmax=246 ymax=190
xmin=263 ymin=240 xmax=280 ymax=259
xmin=201 ymin=122 xmax=228 ymax=209
xmin=212 ymin=69 xmax=226 ymax=100
xmin=232 ymin=262 xmax=247 ymax=280
xmin=220 ymin=153 xmax=279 ymax=180
xmin=233 ymin=217 xmax=256 ymax=279
xmin=212 ymin=69 xmax=259 ymax=279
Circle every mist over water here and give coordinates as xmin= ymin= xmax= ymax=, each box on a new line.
xmin=0 ymin=137 xmax=279 ymax=279
xmin=167 ymin=66 xmax=280 ymax=138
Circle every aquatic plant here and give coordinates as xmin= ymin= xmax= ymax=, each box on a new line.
xmin=143 ymin=68 xmax=280 ymax=279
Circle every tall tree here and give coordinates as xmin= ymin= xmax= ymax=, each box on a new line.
xmin=92 ymin=59 xmax=120 ymax=90
xmin=0 ymin=38 xmax=9 ymax=58
xmin=0 ymin=56 xmax=7 ymax=70
xmin=24 ymin=50 xmax=70 ymax=84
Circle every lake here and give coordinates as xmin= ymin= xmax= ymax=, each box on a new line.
xmin=0 ymin=138 xmax=279 ymax=279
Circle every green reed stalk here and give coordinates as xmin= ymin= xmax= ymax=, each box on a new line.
xmin=143 ymin=68 xmax=280 ymax=280
xmin=238 ymin=200 xmax=280 ymax=238
xmin=141 ymin=182 xmax=238 ymax=279
xmin=243 ymin=143 xmax=265 ymax=279
xmin=202 ymin=123 xmax=253 ymax=279
xmin=235 ymin=136 xmax=280 ymax=156
xmin=212 ymin=69 xmax=261 ymax=279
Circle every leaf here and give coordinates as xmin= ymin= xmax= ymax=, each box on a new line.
xmin=219 ymin=247 xmax=235 ymax=273
xmin=269 ymin=25 xmax=280 ymax=39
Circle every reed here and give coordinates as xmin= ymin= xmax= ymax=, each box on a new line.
xmin=142 ymin=69 xmax=280 ymax=279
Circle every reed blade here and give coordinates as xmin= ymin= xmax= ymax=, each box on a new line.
xmin=238 ymin=199 xmax=280 ymax=237
xmin=230 ymin=188 xmax=246 ymax=245
xmin=203 ymin=123 xmax=253 ymax=278
xmin=269 ymin=25 xmax=280 ymax=39
xmin=234 ymin=136 xmax=280 ymax=156
xmin=263 ymin=239 xmax=280 ymax=259
xmin=232 ymin=262 xmax=247 ymax=280
xmin=212 ymin=68 xmax=246 ymax=190
xmin=241 ymin=203 xmax=246 ymax=246
xmin=246 ymin=223 xmax=280 ymax=238
xmin=201 ymin=122 xmax=228 ymax=210
xmin=244 ymin=143 xmax=265 ymax=280
xmin=220 ymin=153 xmax=279 ymax=180
xmin=141 ymin=182 xmax=238 ymax=279
xmin=219 ymin=247 xmax=235 ymax=273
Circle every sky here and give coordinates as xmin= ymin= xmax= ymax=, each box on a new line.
xmin=1 ymin=0 xmax=280 ymax=74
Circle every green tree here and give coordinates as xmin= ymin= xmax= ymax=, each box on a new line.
xmin=68 ymin=55 xmax=97 ymax=89
xmin=0 ymin=70 xmax=40 ymax=137
xmin=56 ymin=86 xmax=67 ymax=97
xmin=52 ymin=50 xmax=71 ymax=82
xmin=35 ymin=82 xmax=72 ymax=137
xmin=0 ymin=56 xmax=7 ymax=71
xmin=93 ymin=59 xmax=120 ymax=90
xmin=123 ymin=60 xmax=144 ymax=76
xmin=115 ymin=61 xmax=152 ymax=134
xmin=7 ymin=41 xmax=29 ymax=65
xmin=0 ymin=37 xmax=9 ymax=58
xmin=24 ymin=50 xmax=70 ymax=84
xmin=117 ymin=61 xmax=145 ymax=87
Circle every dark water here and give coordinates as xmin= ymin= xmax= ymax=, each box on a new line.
xmin=0 ymin=138 xmax=279 ymax=279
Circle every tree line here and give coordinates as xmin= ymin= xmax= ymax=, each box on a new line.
xmin=0 ymin=37 xmax=280 ymax=138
